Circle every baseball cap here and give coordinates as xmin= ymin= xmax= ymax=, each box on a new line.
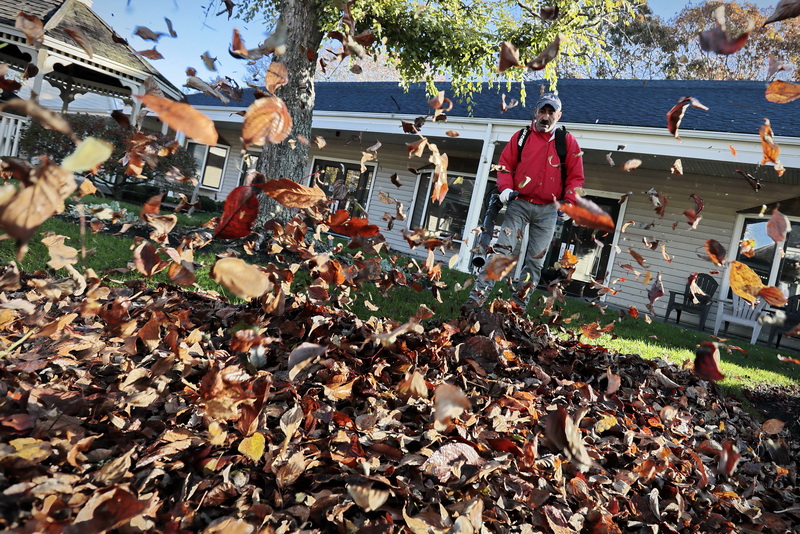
xmin=535 ymin=92 xmax=561 ymax=112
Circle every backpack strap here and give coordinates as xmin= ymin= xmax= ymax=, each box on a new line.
xmin=555 ymin=125 xmax=568 ymax=199
xmin=516 ymin=126 xmax=530 ymax=163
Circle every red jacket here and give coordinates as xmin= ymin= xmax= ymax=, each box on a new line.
xmin=496 ymin=125 xmax=585 ymax=205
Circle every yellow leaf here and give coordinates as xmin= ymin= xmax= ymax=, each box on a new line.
xmin=593 ymin=414 xmax=618 ymax=433
xmin=448 ymin=254 xmax=460 ymax=269
xmin=9 ymin=437 xmax=52 ymax=462
xmin=238 ymin=432 xmax=265 ymax=462
xmin=61 ymin=137 xmax=113 ymax=172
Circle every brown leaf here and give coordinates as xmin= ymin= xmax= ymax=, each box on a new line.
xmin=760 ymin=118 xmax=782 ymax=168
xmin=255 ymin=178 xmax=326 ymax=209
xmin=484 ymin=254 xmax=517 ymax=281
xmin=766 ymin=208 xmax=791 ymax=243
xmin=139 ymin=193 xmax=163 ymax=221
xmin=765 ymin=1 xmax=800 ymax=25
xmin=498 ymin=41 xmax=521 ymax=72
xmin=265 ymin=61 xmax=288 ymax=94
xmin=133 ymin=241 xmax=168 ymax=277
xmin=580 ymin=321 xmax=614 ymax=340
xmin=348 ymin=484 xmax=389 ymax=512
xmin=0 ymin=157 xmax=76 ymax=260
xmin=241 ymin=96 xmax=293 ymax=150
xmin=211 ymin=257 xmax=273 ymax=300
xmin=422 ymin=442 xmax=484 ymax=483
xmin=762 ymin=418 xmax=786 ymax=435
xmin=134 ymin=26 xmax=165 ymax=41
xmin=287 ymin=342 xmax=327 ymax=381
xmin=136 ymin=47 xmax=164 ymax=60
xmin=15 ymin=12 xmax=44 ymax=48
xmin=138 ymin=94 xmax=218 ymax=145
xmin=0 ymin=98 xmax=76 ymax=142
xmin=526 ymin=34 xmax=563 ymax=70
xmin=545 ymin=406 xmax=592 ymax=472
xmin=704 ymin=239 xmax=727 ymax=266
xmin=63 ymin=26 xmax=93 ymax=58
xmin=666 ymin=96 xmax=708 ymax=141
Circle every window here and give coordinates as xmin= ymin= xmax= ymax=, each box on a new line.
xmin=188 ymin=143 xmax=230 ymax=190
xmin=733 ymin=215 xmax=800 ymax=297
xmin=410 ymin=172 xmax=475 ymax=240
xmin=311 ymin=158 xmax=375 ymax=215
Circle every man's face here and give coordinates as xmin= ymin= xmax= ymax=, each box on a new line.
xmin=533 ymin=104 xmax=562 ymax=133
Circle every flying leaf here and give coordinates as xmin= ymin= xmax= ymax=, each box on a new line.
xmin=256 ymin=178 xmax=326 ymax=209
xmin=138 ymin=94 xmax=218 ymax=145
xmin=695 ymin=341 xmax=725 ymax=381
xmin=764 ymin=0 xmax=800 ymax=26
xmin=762 ymin=418 xmax=786 ymax=435
xmin=526 ymin=34 xmax=563 ymax=70
xmin=622 ymin=159 xmax=642 ymax=172
xmin=15 ymin=12 xmax=44 ymax=48
xmin=666 ymin=96 xmax=708 ymax=141
xmin=0 ymin=157 xmax=76 ymax=260
xmin=484 ymin=254 xmax=517 ymax=281
xmin=580 ymin=321 xmax=614 ymax=340
xmin=766 ymin=208 xmax=791 ymax=243
xmin=760 ymin=119 xmax=783 ymax=175
xmin=699 ymin=6 xmax=754 ymax=55
xmin=136 ymin=47 xmax=164 ymax=60
xmin=759 ymin=285 xmax=788 ymax=307
xmin=133 ymin=241 xmax=168 ymax=277
xmin=766 ymin=80 xmax=800 ymax=103
xmin=729 ymin=261 xmax=763 ymax=304
xmin=265 ymin=61 xmax=289 ymax=94
xmin=211 ymin=257 xmax=273 ymax=300
xmin=704 ymin=239 xmax=727 ymax=266
xmin=555 ymin=196 xmax=615 ymax=233
xmin=63 ymin=26 xmax=93 ymax=58
xmin=215 ymin=185 xmax=260 ymax=239
xmin=242 ymin=96 xmax=293 ymax=150
xmin=735 ymin=169 xmax=761 ymax=192
xmin=134 ymin=26 xmax=165 ymax=41
xmin=501 ymin=93 xmax=519 ymax=113
xmin=717 ymin=440 xmax=741 ymax=475
xmin=545 ymin=406 xmax=592 ymax=472
xmin=647 ymin=272 xmax=665 ymax=312
xmin=671 ymin=159 xmax=683 ymax=174
xmin=0 ymin=98 xmax=76 ymax=142
xmin=139 ymin=193 xmax=163 ymax=221
xmin=61 ymin=137 xmax=113 ymax=172
xmin=326 ymin=210 xmax=381 ymax=237
xmin=498 ymin=41 xmax=521 ymax=72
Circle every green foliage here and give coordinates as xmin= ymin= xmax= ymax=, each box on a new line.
xmin=197 ymin=195 xmax=221 ymax=212
xmin=18 ymin=114 xmax=197 ymax=199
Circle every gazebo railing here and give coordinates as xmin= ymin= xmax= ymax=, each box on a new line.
xmin=0 ymin=111 xmax=27 ymax=158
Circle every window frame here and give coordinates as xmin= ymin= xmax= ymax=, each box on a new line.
xmin=187 ymin=142 xmax=231 ymax=192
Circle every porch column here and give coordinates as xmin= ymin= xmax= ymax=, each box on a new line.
xmin=30 ymin=48 xmax=54 ymax=103
xmin=456 ymin=122 xmax=496 ymax=272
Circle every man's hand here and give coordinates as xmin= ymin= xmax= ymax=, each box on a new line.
xmin=499 ymin=189 xmax=514 ymax=204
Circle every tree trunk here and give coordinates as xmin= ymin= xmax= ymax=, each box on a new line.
xmin=254 ymin=0 xmax=324 ymax=228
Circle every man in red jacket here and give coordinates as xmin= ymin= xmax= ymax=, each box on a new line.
xmin=467 ymin=92 xmax=585 ymax=310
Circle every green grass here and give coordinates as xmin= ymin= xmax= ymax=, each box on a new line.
xmin=71 ymin=194 xmax=219 ymax=227
xmin=4 ymin=213 xmax=800 ymax=394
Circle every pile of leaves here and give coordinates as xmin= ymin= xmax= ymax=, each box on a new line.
xmin=2 ymin=256 xmax=800 ymax=533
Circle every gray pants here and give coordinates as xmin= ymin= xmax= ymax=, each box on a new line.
xmin=469 ymin=200 xmax=558 ymax=308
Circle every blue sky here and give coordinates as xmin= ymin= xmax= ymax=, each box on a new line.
xmin=89 ymin=0 xmax=782 ymax=89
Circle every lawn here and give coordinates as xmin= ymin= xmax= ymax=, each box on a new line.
xmin=3 ymin=207 xmax=799 ymax=396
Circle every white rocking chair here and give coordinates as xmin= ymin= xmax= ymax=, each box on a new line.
xmin=713 ymin=293 xmax=768 ymax=345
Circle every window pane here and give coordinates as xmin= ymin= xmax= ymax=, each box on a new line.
xmin=187 ymin=143 xmax=206 ymax=168
xmin=735 ymin=218 xmax=776 ymax=285
xmin=411 ymin=173 xmax=475 ymax=239
xmin=201 ymin=146 xmax=228 ymax=189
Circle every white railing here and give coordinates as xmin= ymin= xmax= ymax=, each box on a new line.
xmin=0 ymin=112 xmax=27 ymax=158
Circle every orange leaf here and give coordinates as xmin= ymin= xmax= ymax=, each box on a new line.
xmin=766 ymin=208 xmax=790 ymax=243
xmin=729 ymin=261 xmax=763 ymax=304
xmin=242 ymin=96 xmax=293 ymax=150
xmin=758 ymin=285 xmax=788 ymax=307
xmin=138 ymin=94 xmax=218 ymax=145
xmin=759 ymin=118 xmax=781 ymax=165
xmin=255 ymin=178 xmax=326 ymax=209
xmin=139 ymin=193 xmax=164 ymax=221
xmin=556 ymin=197 xmax=615 ymax=233
xmin=765 ymin=80 xmax=800 ymax=104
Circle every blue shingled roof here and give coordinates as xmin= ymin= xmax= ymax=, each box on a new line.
xmin=185 ymin=79 xmax=800 ymax=138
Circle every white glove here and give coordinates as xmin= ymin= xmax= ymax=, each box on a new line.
xmin=499 ymin=189 xmax=514 ymax=204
